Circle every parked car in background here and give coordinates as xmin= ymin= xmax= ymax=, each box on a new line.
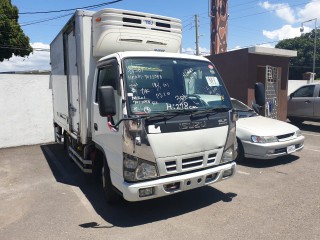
xmin=287 ymin=83 xmax=320 ymax=125
xmin=231 ymin=98 xmax=305 ymax=161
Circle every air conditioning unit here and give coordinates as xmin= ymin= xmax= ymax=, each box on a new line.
xmin=92 ymin=8 xmax=182 ymax=57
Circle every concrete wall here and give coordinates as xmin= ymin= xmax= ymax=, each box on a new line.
xmin=0 ymin=74 xmax=313 ymax=149
xmin=0 ymin=74 xmax=54 ymax=148
xmin=287 ymin=80 xmax=308 ymax=95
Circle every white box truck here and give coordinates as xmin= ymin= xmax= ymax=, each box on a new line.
xmin=50 ymin=8 xmax=237 ymax=202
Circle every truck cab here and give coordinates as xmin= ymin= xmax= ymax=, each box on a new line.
xmin=92 ymin=52 xmax=237 ymax=201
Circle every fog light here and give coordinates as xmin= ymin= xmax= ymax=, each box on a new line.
xmin=267 ymin=149 xmax=275 ymax=154
xmin=164 ymin=182 xmax=180 ymax=192
xmin=205 ymin=173 xmax=218 ymax=183
xmin=222 ymin=169 xmax=233 ymax=178
xmin=139 ymin=187 xmax=155 ymax=197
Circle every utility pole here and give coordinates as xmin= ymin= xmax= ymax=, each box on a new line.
xmin=195 ymin=14 xmax=200 ymax=55
xmin=300 ymin=18 xmax=317 ymax=81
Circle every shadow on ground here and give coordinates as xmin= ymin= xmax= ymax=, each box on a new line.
xmin=237 ymin=154 xmax=300 ymax=168
xmin=41 ymin=143 xmax=237 ymax=228
xmin=288 ymin=120 xmax=320 ymax=133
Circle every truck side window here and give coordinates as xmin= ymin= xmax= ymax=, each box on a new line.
xmin=96 ymin=64 xmax=117 ymax=102
xmin=293 ymin=85 xmax=315 ymax=98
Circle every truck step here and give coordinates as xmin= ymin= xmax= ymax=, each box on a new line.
xmin=68 ymin=146 xmax=92 ymax=173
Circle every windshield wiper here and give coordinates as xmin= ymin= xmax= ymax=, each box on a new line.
xmin=147 ymin=109 xmax=197 ymax=120
xmin=234 ymin=109 xmax=257 ymax=117
xmin=191 ymin=107 xmax=230 ymax=117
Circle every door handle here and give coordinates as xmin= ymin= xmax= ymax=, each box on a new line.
xmin=94 ymin=123 xmax=98 ymax=131
xmin=305 ymin=100 xmax=311 ymax=104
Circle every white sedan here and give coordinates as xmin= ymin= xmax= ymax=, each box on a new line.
xmin=232 ymin=99 xmax=305 ymax=161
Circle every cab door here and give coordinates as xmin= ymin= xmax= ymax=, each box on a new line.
xmin=287 ymin=85 xmax=315 ymax=117
xmin=91 ymin=59 xmax=123 ymax=174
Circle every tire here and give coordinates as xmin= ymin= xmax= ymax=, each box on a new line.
xmin=102 ymin=156 xmax=121 ymax=203
xmin=84 ymin=150 xmax=102 ymax=184
xmin=63 ymin=132 xmax=73 ymax=162
xmin=235 ymin=138 xmax=245 ymax=163
xmin=63 ymin=131 xmax=68 ymax=151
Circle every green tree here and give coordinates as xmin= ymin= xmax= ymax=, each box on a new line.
xmin=0 ymin=0 xmax=32 ymax=62
xmin=275 ymin=29 xmax=320 ymax=79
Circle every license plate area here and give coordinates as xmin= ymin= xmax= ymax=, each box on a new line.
xmin=287 ymin=145 xmax=295 ymax=153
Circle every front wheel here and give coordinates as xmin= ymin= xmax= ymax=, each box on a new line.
xmin=102 ymin=156 xmax=121 ymax=203
xmin=235 ymin=138 xmax=245 ymax=163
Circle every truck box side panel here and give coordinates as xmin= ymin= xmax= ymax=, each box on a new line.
xmin=52 ymin=75 xmax=69 ymax=130
xmin=66 ymin=30 xmax=80 ymax=135
xmin=75 ymin=11 xmax=96 ymax=144
xmin=51 ymin=33 xmax=69 ymax=131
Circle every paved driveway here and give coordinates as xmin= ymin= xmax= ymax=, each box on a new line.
xmin=0 ymin=121 xmax=320 ymax=240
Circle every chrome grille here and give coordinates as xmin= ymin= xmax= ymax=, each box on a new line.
xmin=182 ymin=156 xmax=203 ymax=169
xmin=165 ymin=160 xmax=177 ymax=172
xmin=207 ymin=153 xmax=217 ymax=164
xmin=277 ymin=133 xmax=294 ymax=140
xmin=161 ymin=150 xmax=220 ymax=175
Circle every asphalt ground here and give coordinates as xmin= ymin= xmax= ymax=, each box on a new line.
xmin=0 ymin=121 xmax=320 ymax=240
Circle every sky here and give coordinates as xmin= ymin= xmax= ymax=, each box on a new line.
xmin=0 ymin=0 xmax=319 ymax=72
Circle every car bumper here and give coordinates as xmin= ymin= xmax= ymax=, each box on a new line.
xmin=242 ymin=135 xmax=305 ymax=159
xmin=111 ymin=162 xmax=236 ymax=202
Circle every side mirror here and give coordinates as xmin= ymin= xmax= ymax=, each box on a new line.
xmin=98 ymin=86 xmax=116 ymax=117
xmin=255 ymin=83 xmax=266 ymax=106
xmin=289 ymin=93 xmax=294 ymax=99
xmin=252 ymin=103 xmax=261 ymax=113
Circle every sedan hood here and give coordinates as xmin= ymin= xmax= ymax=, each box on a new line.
xmin=237 ymin=116 xmax=298 ymax=136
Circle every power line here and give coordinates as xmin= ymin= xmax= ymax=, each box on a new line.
xmin=19 ymin=0 xmax=123 ymax=15
xmin=0 ymin=45 xmax=50 ymax=52
xmin=229 ymin=1 xmax=309 ymax=20
xmin=229 ymin=0 xmax=259 ymax=9
xmin=18 ymin=0 xmax=124 ymax=26
xmin=20 ymin=13 xmax=72 ymax=26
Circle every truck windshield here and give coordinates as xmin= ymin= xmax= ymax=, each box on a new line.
xmin=123 ymin=57 xmax=232 ymax=115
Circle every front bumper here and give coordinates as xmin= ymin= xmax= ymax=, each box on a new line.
xmin=242 ymin=135 xmax=305 ymax=159
xmin=111 ymin=162 xmax=236 ymax=202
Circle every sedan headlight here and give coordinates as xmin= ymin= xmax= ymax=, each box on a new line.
xmin=251 ymin=135 xmax=278 ymax=143
xmin=295 ymin=130 xmax=302 ymax=137
xmin=123 ymin=153 xmax=158 ymax=182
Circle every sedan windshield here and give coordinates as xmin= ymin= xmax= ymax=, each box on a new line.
xmin=123 ymin=57 xmax=232 ymax=115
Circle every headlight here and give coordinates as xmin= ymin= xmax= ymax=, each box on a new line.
xmin=136 ymin=163 xmax=157 ymax=180
xmin=123 ymin=153 xmax=158 ymax=182
xmin=221 ymin=146 xmax=236 ymax=163
xmin=251 ymin=135 xmax=278 ymax=143
xmin=221 ymin=111 xmax=237 ymax=163
xmin=295 ymin=130 xmax=302 ymax=137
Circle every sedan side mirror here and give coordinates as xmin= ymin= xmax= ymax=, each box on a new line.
xmin=98 ymin=86 xmax=116 ymax=117
xmin=252 ymin=103 xmax=262 ymax=114
xmin=289 ymin=93 xmax=294 ymax=99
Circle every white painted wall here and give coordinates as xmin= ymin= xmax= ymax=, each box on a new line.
xmin=0 ymin=75 xmax=314 ymax=149
xmin=0 ymin=74 xmax=54 ymax=148
xmin=287 ymin=80 xmax=308 ymax=95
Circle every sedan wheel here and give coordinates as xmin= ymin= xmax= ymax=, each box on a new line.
xmin=235 ymin=139 xmax=245 ymax=163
